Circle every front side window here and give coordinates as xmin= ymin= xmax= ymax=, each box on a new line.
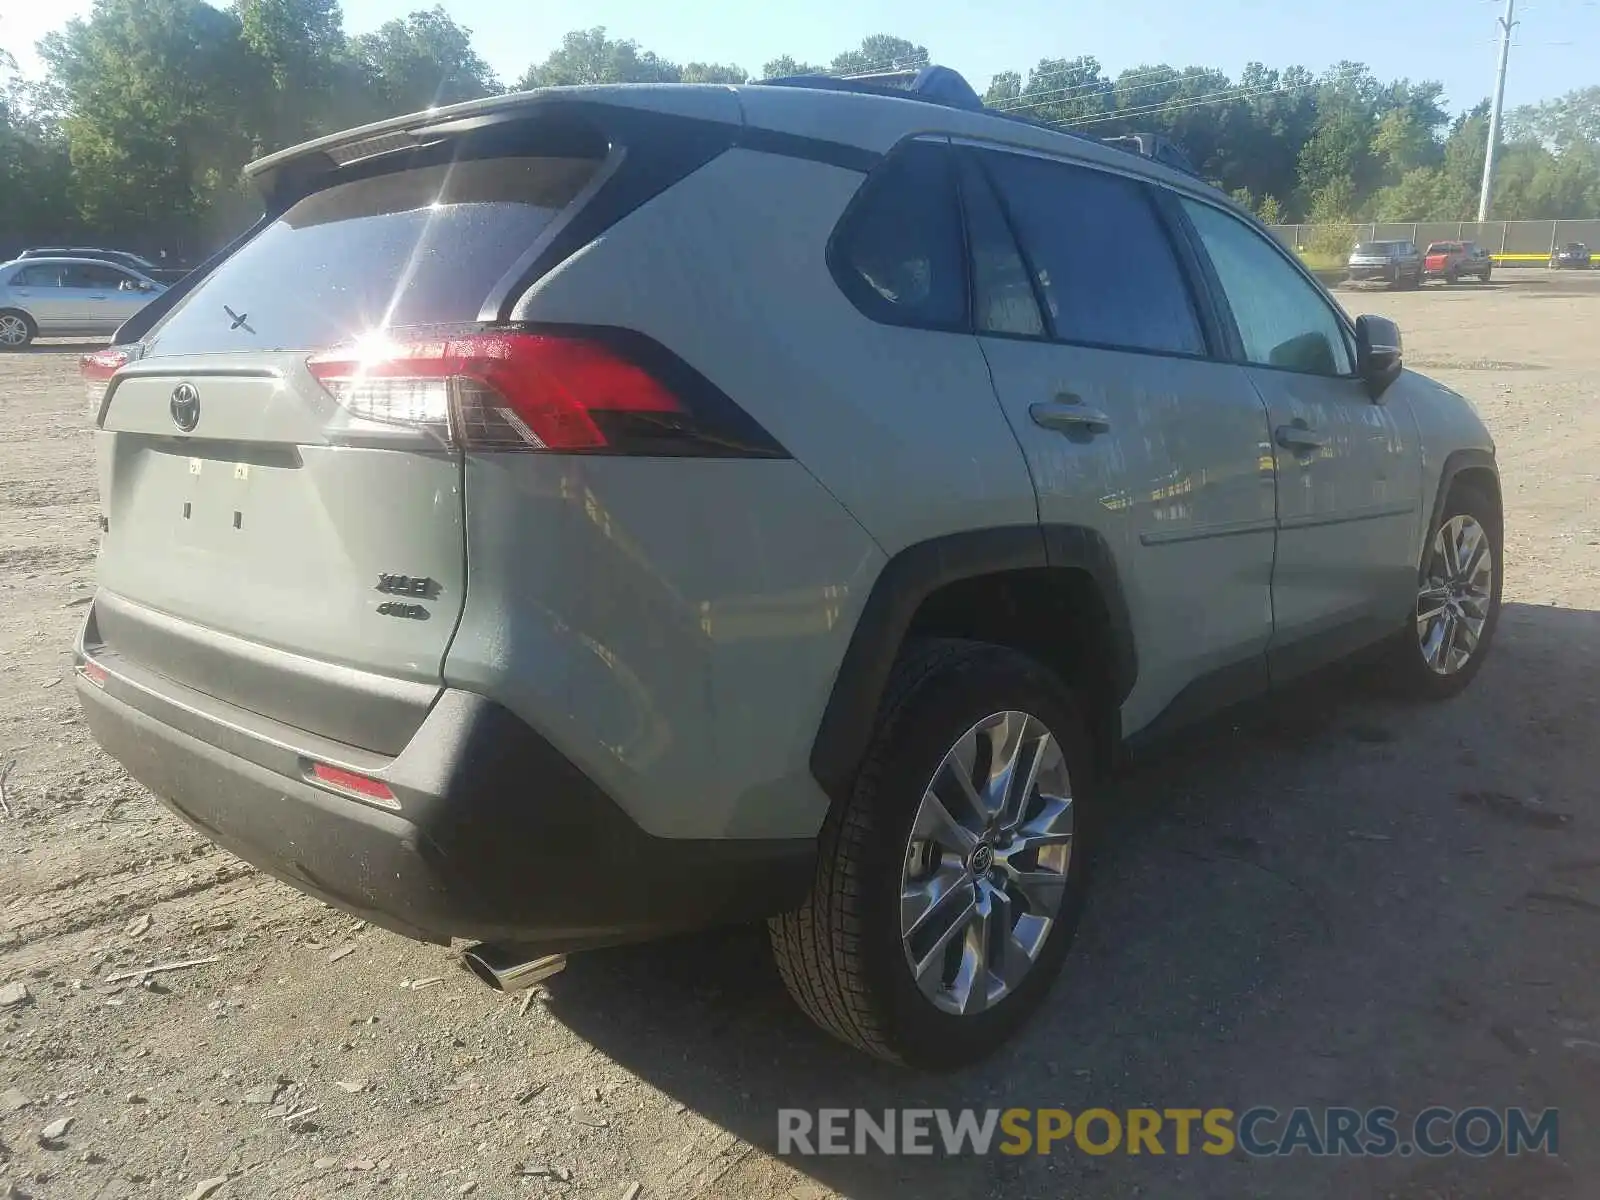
xmin=831 ymin=141 xmax=966 ymax=330
xmin=977 ymin=150 xmax=1205 ymax=356
xmin=1181 ymin=199 xmax=1354 ymax=377
xmin=63 ymin=263 xmax=133 ymax=290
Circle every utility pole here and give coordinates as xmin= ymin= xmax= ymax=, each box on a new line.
xmin=1477 ymin=0 xmax=1518 ymax=222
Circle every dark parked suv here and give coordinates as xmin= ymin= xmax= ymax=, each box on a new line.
xmin=1550 ymin=242 xmax=1592 ymax=270
xmin=1346 ymin=241 xmax=1423 ymax=288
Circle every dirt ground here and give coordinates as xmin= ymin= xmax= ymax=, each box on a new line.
xmin=2 ymin=270 xmax=1598 ymax=1200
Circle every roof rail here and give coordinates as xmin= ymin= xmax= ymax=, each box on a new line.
xmin=1098 ymin=133 xmax=1200 ymax=179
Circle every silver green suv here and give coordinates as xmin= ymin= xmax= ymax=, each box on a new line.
xmin=76 ymin=68 xmax=1501 ymax=1068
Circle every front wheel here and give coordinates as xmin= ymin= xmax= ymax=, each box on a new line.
xmin=1384 ymin=485 xmax=1502 ymax=699
xmin=770 ymin=640 xmax=1093 ymax=1067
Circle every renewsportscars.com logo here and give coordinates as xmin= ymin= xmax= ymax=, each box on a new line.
xmin=778 ymin=1106 xmax=1559 ymax=1158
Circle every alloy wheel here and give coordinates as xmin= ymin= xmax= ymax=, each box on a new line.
xmin=0 ymin=314 xmax=29 ymax=347
xmin=1417 ymin=513 xmax=1494 ymax=675
xmin=899 ymin=710 xmax=1073 ymax=1016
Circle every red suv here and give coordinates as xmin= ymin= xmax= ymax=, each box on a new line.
xmin=1424 ymin=241 xmax=1492 ymax=284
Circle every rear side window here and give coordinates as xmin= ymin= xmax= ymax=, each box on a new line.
xmin=10 ymin=264 xmax=63 ymax=287
xmin=150 ymin=155 xmax=598 ymax=355
xmin=977 ymin=150 xmax=1205 ymax=356
xmin=1181 ymin=198 xmax=1353 ymax=377
xmin=830 ymin=141 xmax=966 ymax=330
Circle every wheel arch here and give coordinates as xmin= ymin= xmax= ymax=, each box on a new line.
xmin=809 ymin=525 xmax=1136 ymax=804
xmin=1429 ymin=449 xmax=1502 ymax=544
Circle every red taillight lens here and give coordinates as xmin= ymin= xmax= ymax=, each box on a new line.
xmin=79 ymin=660 xmax=109 ymax=689
xmin=307 ymin=330 xmax=783 ymax=458
xmin=81 ymin=347 xmax=132 ymax=414
xmin=309 ymin=762 xmax=398 ymax=809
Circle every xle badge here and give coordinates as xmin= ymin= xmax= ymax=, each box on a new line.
xmin=376 ymin=573 xmax=439 ymax=599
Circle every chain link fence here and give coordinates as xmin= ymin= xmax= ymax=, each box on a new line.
xmin=1270 ymin=220 xmax=1600 ymax=261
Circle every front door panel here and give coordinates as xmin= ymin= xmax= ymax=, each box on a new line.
xmin=1250 ymin=370 xmax=1420 ymax=672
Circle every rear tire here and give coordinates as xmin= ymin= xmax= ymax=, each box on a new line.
xmin=770 ymin=639 xmax=1094 ymax=1068
xmin=1382 ymin=484 xmax=1502 ymax=700
xmin=0 ymin=310 xmax=35 ymax=350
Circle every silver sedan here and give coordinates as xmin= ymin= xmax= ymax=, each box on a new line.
xmin=0 ymin=256 xmax=166 ymax=349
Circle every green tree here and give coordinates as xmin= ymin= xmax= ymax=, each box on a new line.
xmin=681 ymin=62 xmax=748 ymax=85
xmin=759 ymin=55 xmax=823 ymax=79
xmin=1369 ymin=166 xmax=1454 ymax=220
xmin=234 ymin=0 xmax=345 ymax=150
xmin=516 ymin=27 xmax=680 ymax=89
xmin=353 ymin=6 xmax=498 ymax=116
xmin=38 ymin=0 xmax=257 ymax=241
xmin=1 ymin=50 xmax=75 ymax=241
xmin=828 ymin=35 xmax=927 ymax=76
xmin=1508 ymin=86 xmax=1600 ymax=151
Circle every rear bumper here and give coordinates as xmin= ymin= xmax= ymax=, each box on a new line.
xmin=76 ymin=635 xmax=813 ymax=949
xmin=1348 ymin=264 xmax=1399 ymax=281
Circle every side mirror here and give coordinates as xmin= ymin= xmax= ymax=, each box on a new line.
xmin=1355 ymin=314 xmax=1403 ymax=399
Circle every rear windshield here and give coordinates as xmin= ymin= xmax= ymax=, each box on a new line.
xmin=1353 ymin=242 xmax=1403 ymax=256
xmin=149 ymin=155 xmax=597 ymax=355
xmin=1426 ymin=243 xmax=1460 ymax=254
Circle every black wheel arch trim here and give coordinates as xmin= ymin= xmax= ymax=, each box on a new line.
xmin=1428 ymin=448 xmax=1501 ymax=547
xmin=808 ymin=525 xmax=1138 ymax=804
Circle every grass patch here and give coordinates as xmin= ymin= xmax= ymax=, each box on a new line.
xmin=1295 ymin=250 xmax=1348 ymax=272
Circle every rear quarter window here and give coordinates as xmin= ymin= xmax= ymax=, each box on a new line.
xmin=149 ymin=155 xmax=598 ymax=355
xmin=830 ymin=141 xmax=967 ymax=331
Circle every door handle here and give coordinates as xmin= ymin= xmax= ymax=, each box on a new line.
xmin=1275 ymin=423 xmax=1328 ymax=452
xmin=1030 ymin=397 xmax=1112 ymax=435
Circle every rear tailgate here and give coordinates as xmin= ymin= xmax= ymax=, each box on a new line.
xmin=94 ymin=356 xmax=464 ymax=752
xmin=88 ymin=145 xmax=611 ymax=753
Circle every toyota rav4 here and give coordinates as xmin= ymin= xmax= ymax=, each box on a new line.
xmin=76 ymin=68 xmax=1502 ymax=1068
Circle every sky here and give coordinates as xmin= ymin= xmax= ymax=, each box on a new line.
xmin=3 ymin=0 xmax=1597 ymax=114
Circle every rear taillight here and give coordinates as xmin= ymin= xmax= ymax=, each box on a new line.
xmin=307 ymin=330 xmax=785 ymax=458
xmin=81 ymin=347 xmax=132 ymax=415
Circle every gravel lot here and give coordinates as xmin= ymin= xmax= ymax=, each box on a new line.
xmin=2 ymin=270 xmax=1598 ymax=1200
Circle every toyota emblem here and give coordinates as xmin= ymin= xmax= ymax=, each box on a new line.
xmin=170 ymin=383 xmax=200 ymax=432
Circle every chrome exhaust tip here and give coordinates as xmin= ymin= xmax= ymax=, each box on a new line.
xmin=461 ymin=943 xmax=568 ymax=992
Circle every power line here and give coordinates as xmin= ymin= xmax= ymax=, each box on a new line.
xmin=997 ymin=64 xmax=1368 ymax=122
xmin=1052 ymin=77 xmax=1332 ymax=129
xmin=990 ymin=63 xmax=1208 ymax=110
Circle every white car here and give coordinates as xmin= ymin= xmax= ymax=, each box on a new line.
xmin=0 ymin=256 xmax=166 ymax=348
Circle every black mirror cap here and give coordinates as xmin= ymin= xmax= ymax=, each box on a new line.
xmin=1356 ymin=314 xmax=1403 ymax=398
